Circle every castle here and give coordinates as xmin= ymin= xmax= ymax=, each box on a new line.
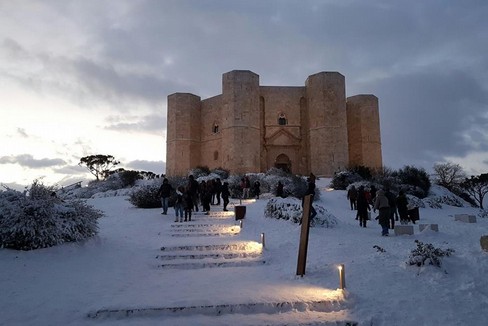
xmin=166 ymin=70 xmax=382 ymax=177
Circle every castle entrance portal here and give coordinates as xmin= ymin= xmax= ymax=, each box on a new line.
xmin=275 ymin=154 xmax=291 ymax=173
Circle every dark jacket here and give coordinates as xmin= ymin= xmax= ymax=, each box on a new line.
xmin=158 ymin=183 xmax=173 ymax=198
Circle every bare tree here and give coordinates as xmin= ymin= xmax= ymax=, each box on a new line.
xmin=461 ymin=173 xmax=488 ymax=209
xmin=433 ymin=162 xmax=466 ymax=190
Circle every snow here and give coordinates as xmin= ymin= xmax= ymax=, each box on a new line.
xmin=1 ymin=179 xmax=488 ymax=325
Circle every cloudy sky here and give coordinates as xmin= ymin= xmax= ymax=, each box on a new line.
xmin=1 ymin=0 xmax=488 ymax=190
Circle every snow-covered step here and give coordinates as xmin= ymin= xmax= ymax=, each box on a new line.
xmin=156 ymin=251 xmax=262 ymax=260
xmin=160 ymin=243 xmax=261 ymax=252
xmin=170 ymin=232 xmax=239 ymax=237
xmin=87 ymin=299 xmax=354 ymax=324
xmin=170 ymin=227 xmax=240 ymax=234
xmin=158 ymin=259 xmax=266 ymax=269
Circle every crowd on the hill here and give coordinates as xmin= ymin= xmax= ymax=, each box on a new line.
xmin=157 ymin=174 xmax=419 ymax=237
xmin=347 ymin=185 xmax=418 ymax=236
xmin=157 ymin=175 xmax=263 ymax=223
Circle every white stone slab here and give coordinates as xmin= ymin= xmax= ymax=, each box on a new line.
xmin=454 ymin=214 xmax=477 ymax=223
xmin=419 ymin=224 xmax=439 ymax=232
xmin=394 ymin=225 xmax=414 ymax=236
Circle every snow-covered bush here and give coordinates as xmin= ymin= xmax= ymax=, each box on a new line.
xmin=407 ymin=240 xmax=454 ymax=268
xmin=0 ymin=182 xmax=102 ymax=250
xmin=330 ymin=171 xmax=362 ymax=190
xmin=264 ymin=197 xmax=337 ymax=228
xmin=422 ymin=185 xmax=470 ymax=208
xmin=127 ymin=184 xmax=162 ymax=208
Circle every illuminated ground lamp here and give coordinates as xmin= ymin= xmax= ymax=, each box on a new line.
xmin=260 ymin=232 xmax=266 ymax=249
xmin=338 ymin=264 xmax=346 ymax=290
xmin=239 ymin=220 xmax=243 ymax=229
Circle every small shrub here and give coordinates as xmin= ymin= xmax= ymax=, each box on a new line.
xmin=373 ymin=245 xmax=386 ymax=253
xmin=348 ymin=165 xmax=373 ymax=181
xmin=330 ymin=171 xmax=362 ymax=190
xmin=127 ymin=185 xmax=162 ymax=208
xmin=211 ymin=168 xmax=230 ymax=180
xmin=119 ymin=170 xmax=143 ymax=187
xmin=396 ymin=166 xmax=431 ymax=198
xmin=407 ymin=240 xmax=454 ymax=268
xmin=190 ymin=166 xmax=211 ymax=178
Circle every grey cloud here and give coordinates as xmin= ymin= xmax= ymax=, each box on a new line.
xmin=17 ymin=128 xmax=28 ymax=137
xmin=126 ymin=160 xmax=165 ymax=174
xmin=104 ymin=114 xmax=166 ymax=134
xmin=369 ymin=69 xmax=488 ymax=169
xmin=0 ymin=154 xmax=66 ymax=168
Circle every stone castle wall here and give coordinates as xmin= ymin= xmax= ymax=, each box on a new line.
xmin=166 ymin=70 xmax=382 ymax=177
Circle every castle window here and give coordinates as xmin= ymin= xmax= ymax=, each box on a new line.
xmin=278 ymin=113 xmax=287 ymax=125
xmin=214 ymin=151 xmax=219 ymax=160
xmin=212 ymin=123 xmax=219 ymax=134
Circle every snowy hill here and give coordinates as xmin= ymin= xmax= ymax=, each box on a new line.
xmin=1 ymin=179 xmax=488 ymax=325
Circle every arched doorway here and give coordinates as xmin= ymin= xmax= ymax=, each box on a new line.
xmin=275 ymin=154 xmax=291 ymax=173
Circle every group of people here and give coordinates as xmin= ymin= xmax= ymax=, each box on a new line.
xmin=157 ymin=175 xmax=231 ymax=223
xmin=158 ymin=174 xmax=265 ymax=223
xmin=240 ymin=176 xmax=261 ymax=199
xmin=348 ymin=185 xmax=415 ymax=236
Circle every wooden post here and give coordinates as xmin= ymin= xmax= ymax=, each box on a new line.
xmin=296 ymin=195 xmax=312 ymax=276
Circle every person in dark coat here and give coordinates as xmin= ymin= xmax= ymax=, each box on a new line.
xmin=384 ymin=188 xmax=397 ymax=229
xmin=157 ymin=178 xmax=173 ymax=215
xmin=356 ymin=186 xmax=370 ymax=227
xmin=396 ymin=190 xmax=409 ymax=225
xmin=374 ymin=189 xmax=390 ymax=236
xmin=369 ymin=185 xmax=377 ymax=205
xmin=347 ymin=185 xmax=358 ymax=210
xmin=187 ymin=175 xmax=200 ymax=212
xmin=221 ymin=182 xmax=230 ymax=211
xmin=214 ymin=178 xmax=222 ymax=205
xmin=200 ymin=181 xmax=211 ymax=215
xmin=300 ymin=177 xmax=317 ymax=224
xmin=276 ymin=181 xmax=284 ymax=198
xmin=253 ymin=180 xmax=261 ymax=199
xmin=183 ymin=187 xmax=193 ymax=222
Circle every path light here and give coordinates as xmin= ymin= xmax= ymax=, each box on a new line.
xmin=338 ymin=264 xmax=346 ymax=290
xmin=260 ymin=232 xmax=266 ymax=249
xmin=239 ymin=220 xmax=243 ymax=229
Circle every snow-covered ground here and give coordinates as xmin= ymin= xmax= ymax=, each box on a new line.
xmin=1 ymin=179 xmax=488 ymax=325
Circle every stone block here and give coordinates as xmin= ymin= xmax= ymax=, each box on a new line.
xmin=454 ymin=214 xmax=477 ymax=223
xmin=480 ymin=236 xmax=488 ymax=252
xmin=419 ymin=224 xmax=439 ymax=232
xmin=394 ymin=225 xmax=414 ymax=236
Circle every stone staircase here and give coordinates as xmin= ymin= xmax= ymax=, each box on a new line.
xmin=87 ymin=200 xmax=358 ymax=325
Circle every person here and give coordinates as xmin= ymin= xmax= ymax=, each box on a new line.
xmin=301 ymin=177 xmax=317 ymax=224
xmin=174 ymin=186 xmax=184 ymax=222
xmin=200 ymin=180 xmax=211 ymax=215
xmin=214 ymin=178 xmax=222 ymax=205
xmin=253 ymin=180 xmax=261 ymax=199
xmin=369 ymin=185 xmax=377 ymax=205
xmin=221 ymin=181 xmax=230 ymax=211
xmin=356 ymin=185 xmax=370 ymax=227
xmin=276 ymin=181 xmax=284 ymax=198
xmin=396 ymin=190 xmax=409 ymax=225
xmin=187 ymin=175 xmax=200 ymax=212
xmin=347 ymin=185 xmax=358 ymax=210
xmin=384 ymin=188 xmax=397 ymax=229
xmin=242 ymin=176 xmax=251 ymax=199
xmin=183 ymin=187 xmax=193 ymax=222
xmin=374 ymin=189 xmax=390 ymax=236
xmin=157 ymin=178 xmax=173 ymax=215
